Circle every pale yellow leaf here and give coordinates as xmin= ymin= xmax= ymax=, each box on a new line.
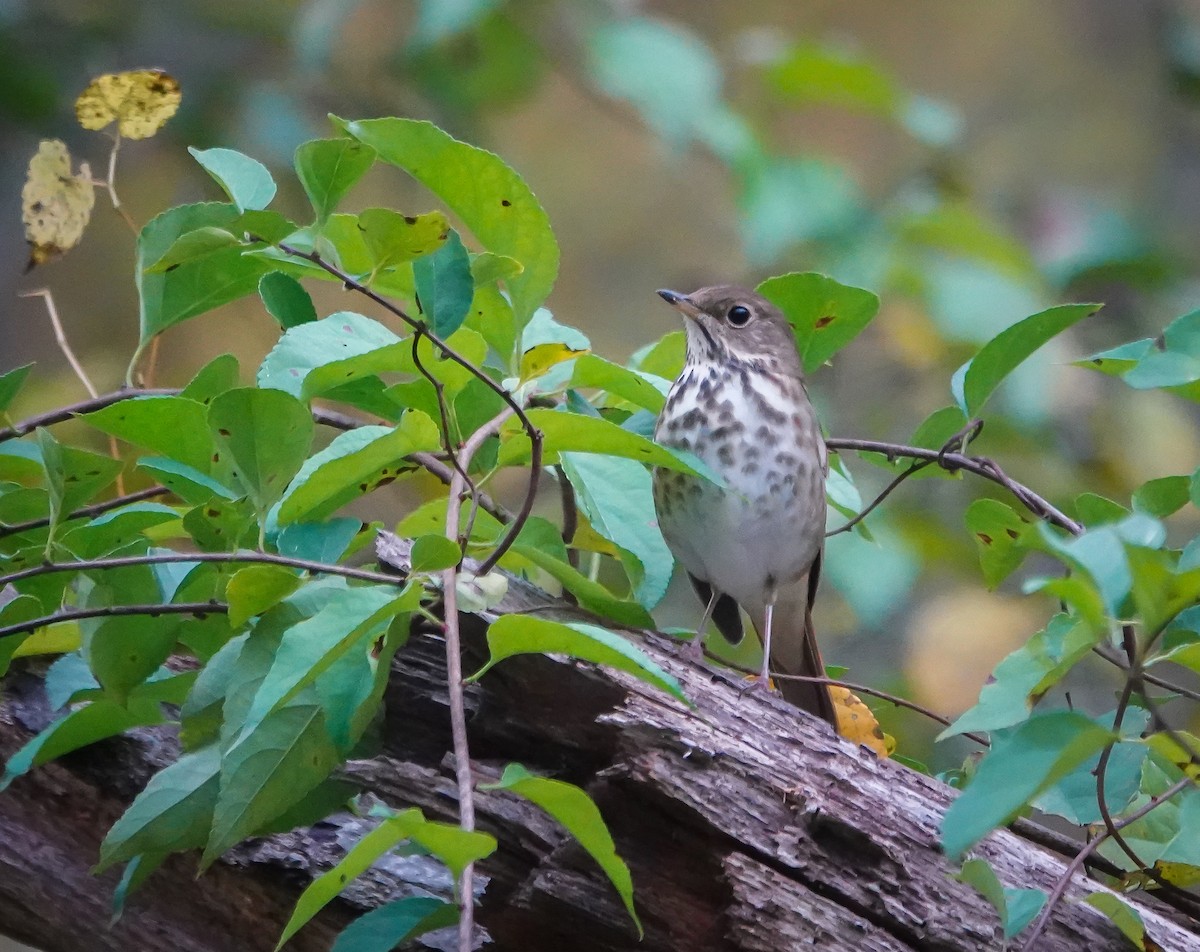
xmin=520 ymin=343 xmax=588 ymax=383
xmin=75 ymin=69 xmax=181 ymax=139
xmin=22 ymin=140 xmax=95 ymax=268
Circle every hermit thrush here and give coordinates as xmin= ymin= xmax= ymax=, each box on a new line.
xmin=652 ymin=286 xmax=836 ymax=726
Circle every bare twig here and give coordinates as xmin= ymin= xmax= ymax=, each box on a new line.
xmin=826 ymin=459 xmax=928 ymax=537
xmin=0 ymin=485 xmax=169 ymax=539
xmin=18 ymin=289 xmax=100 ymax=401
xmin=0 ymin=601 xmax=227 ymax=642
xmin=827 ymin=437 xmax=1081 ymax=535
xmin=18 ymin=289 xmax=126 ymax=493
xmin=440 ymin=406 xmax=515 ymax=950
xmin=100 ymin=133 xmax=138 ymax=235
xmin=1018 ymin=776 xmax=1194 ymax=952
xmin=0 ymin=551 xmax=407 ymax=594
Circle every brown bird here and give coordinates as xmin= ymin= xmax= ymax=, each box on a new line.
xmin=652 ymin=286 xmax=836 ymax=725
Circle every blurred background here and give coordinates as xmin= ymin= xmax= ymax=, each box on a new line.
xmin=3 ymin=0 xmax=1200 ymax=773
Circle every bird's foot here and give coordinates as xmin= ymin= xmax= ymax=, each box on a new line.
xmin=675 ymin=634 xmax=707 ymax=666
xmin=738 ymin=673 xmax=777 ymax=698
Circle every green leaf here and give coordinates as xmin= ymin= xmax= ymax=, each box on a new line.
xmin=0 ymin=697 xmax=163 ymax=791
xmin=276 ymin=809 xmax=427 ymax=948
xmin=258 ymin=311 xmax=401 ymax=395
xmin=1134 ymin=475 xmax=1191 ymax=518
xmin=957 ymin=303 xmax=1101 ymax=416
xmin=964 ymin=498 xmax=1032 ymax=587
xmin=189 ymin=147 xmax=276 ymax=213
xmin=0 ymin=363 xmax=33 ymax=414
xmin=1084 ymin=893 xmax=1148 ymax=950
xmin=330 ymin=897 xmax=458 ymax=952
xmin=358 ymin=207 xmax=449 ymax=274
xmin=275 ymin=413 xmax=438 ymax=525
xmin=499 ymin=408 xmax=720 ymax=482
xmin=472 ymin=615 xmax=686 ymax=704
xmin=1035 ymin=741 xmax=1146 ymax=825
xmin=940 ymin=711 xmax=1114 ymax=858
xmin=1037 ymin=515 xmax=1166 ymax=615
xmin=83 ymin=395 xmax=214 ymax=473
xmin=955 ymin=858 xmax=1046 ymax=940
xmin=294 ymin=138 xmax=377 ymax=223
xmin=0 ymin=594 xmax=45 ymax=676
xmin=60 ymin=502 xmax=178 ymax=559
xmin=508 ymin=541 xmax=655 ymax=628
xmin=767 ymin=41 xmax=899 ymax=115
xmin=98 ymin=746 xmax=222 ymax=871
xmin=258 ymin=272 xmax=317 ymax=329
xmin=235 ymin=584 xmax=417 ymax=739
xmin=410 ymin=534 xmax=462 ymax=572
xmin=203 ymin=699 xmax=341 ymax=867
xmin=570 ymin=354 xmax=668 ymax=414
xmin=226 ymin=566 xmax=302 ymax=628
xmin=135 ymin=202 xmax=280 ymax=347
xmin=37 ymin=428 xmax=124 ymax=539
xmin=110 ymin=853 xmax=166 ymax=925
xmin=410 ymin=821 xmax=496 ymax=879
xmin=757 ymin=272 xmax=880 ymax=374
xmin=141 ymin=226 xmax=241 ymax=274
xmin=337 ymin=117 xmax=559 ymax=324
xmin=486 ymin=763 xmax=642 ymax=935
xmin=413 ymin=228 xmax=473 ymax=337
xmin=560 ymin=451 xmax=672 ymax=609
xmin=137 ymin=457 xmax=236 ymax=505
xmin=208 ymin=388 xmax=314 ymax=515
xmin=1076 ymin=492 xmax=1130 ymax=525
xmin=181 ymin=353 xmax=241 ymax=404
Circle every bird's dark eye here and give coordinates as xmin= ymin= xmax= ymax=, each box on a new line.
xmin=727 ymin=305 xmax=752 ymax=327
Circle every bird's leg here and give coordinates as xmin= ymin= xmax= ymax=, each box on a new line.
xmin=681 ymin=588 xmax=720 ymax=663
xmin=739 ymin=599 xmax=775 ymax=697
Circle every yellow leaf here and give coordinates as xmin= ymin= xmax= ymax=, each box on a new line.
xmin=831 ymin=685 xmax=892 ymax=757
xmin=75 ymin=69 xmax=181 ymax=139
xmin=22 ymin=140 xmax=95 ymax=269
xmin=12 ymin=622 xmax=81 ymax=658
xmin=520 ymin=343 xmax=587 ymax=383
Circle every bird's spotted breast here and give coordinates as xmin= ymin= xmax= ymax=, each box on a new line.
xmin=653 ymin=359 xmax=826 ymax=607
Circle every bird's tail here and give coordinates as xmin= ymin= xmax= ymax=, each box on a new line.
xmin=752 ymin=584 xmax=837 ymax=727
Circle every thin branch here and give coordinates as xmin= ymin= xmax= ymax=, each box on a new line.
xmin=100 ymin=133 xmax=138 ymax=234
xmin=0 ymin=388 xmax=178 ymax=443
xmin=1095 ymin=678 xmax=1151 ymax=875
xmin=1018 ymin=776 xmax=1194 ymax=952
xmin=826 ymin=459 xmax=928 ymax=537
xmin=440 ymin=406 xmax=515 ymax=951
xmin=1094 ymin=644 xmax=1200 ymax=702
xmin=269 ymin=241 xmax=543 ymax=575
xmin=18 ymin=289 xmax=100 ymax=401
xmin=827 ymin=437 xmax=1082 ymax=535
xmin=412 ymin=329 xmax=479 ymax=557
xmin=0 ymin=602 xmax=227 ymax=641
xmin=737 ymin=665 xmax=991 ymax=749
xmin=0 ymin=485 xmax=169 ymax=539
xmin=0 ymin=551 xmax=407 ymax=594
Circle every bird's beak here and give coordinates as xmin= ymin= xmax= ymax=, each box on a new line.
xmin=657 ymin=288 xmax=702 ymax=320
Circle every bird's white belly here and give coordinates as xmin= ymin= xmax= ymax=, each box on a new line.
xmin=653 ymin=368 xmax=826 ymax=610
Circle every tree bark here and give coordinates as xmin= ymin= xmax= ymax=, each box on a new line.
xmin=0 ymin=533 xmax=1197 ymax=951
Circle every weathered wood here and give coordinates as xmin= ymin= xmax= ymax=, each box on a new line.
xmin=0 ymin=533 xmax=1197 ymax=951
